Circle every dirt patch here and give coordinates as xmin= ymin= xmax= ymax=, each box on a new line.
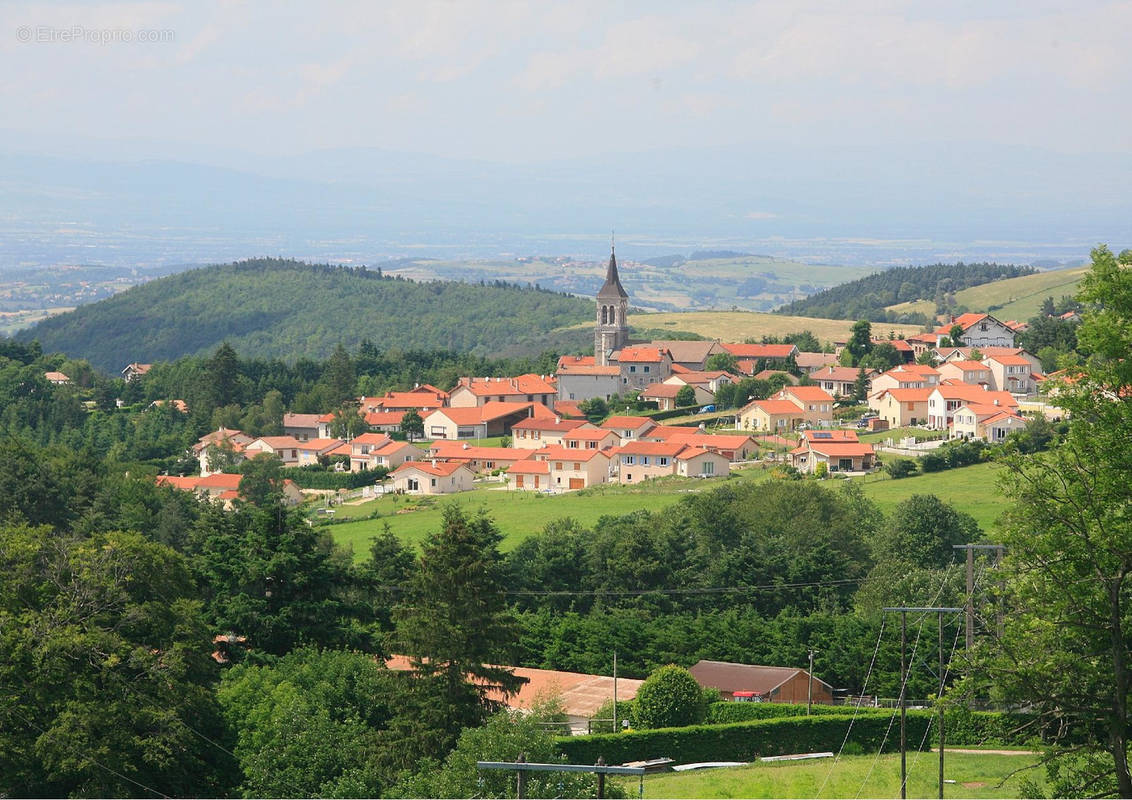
xmin=962 ymin=782 xmax=987 ymax=789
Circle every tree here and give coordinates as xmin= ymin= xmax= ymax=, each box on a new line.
xmin=916 ymin=349 xmax=937 ymax=366
xmin=206 ymin=341 xmax=241 ymax=409
xmin=844 ymin=320 xmax=873 ymax=366
xmin=329 ymin=402 xmax=367 ymax=439
xmin=634 ymin=665 xmax=707 ymax=729
xmin=238 ymin=453 xmax=285 ymax=507
xmin=324 ymin=343 xmax=356 ymax=404
xmin=867 ymin=494 xmax=978 ymax=569
xmin=401 ymin=408 xmax=424 ymax=441
xmin=963 ymin=245 xmax=1132 ymax=796
xmin=852 ymin=365 xmax=868 ymax=403
xmin=675 ymin=384 xmax=696 ymax=408
xmin=393 ymin=506 xmax=524 ymax=747
xmin=578 ymin=397 xmax=608 ymax=424
xmin=948 ymin=323 xmax=965 ymax=347
xmin=705 ymin=352 xmax=739 ymax=372
xmin=0 ymin=525 xmax=235 ymax=797
xmin=205 ymin=438 xmax=242 ymax=473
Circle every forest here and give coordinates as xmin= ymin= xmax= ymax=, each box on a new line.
xmin=17 ymin=258 xmax=594 ymax=370
xmin=775 ymin=262 xmax=1036 ymax=324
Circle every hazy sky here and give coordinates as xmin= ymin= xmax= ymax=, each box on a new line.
xmin=3 ymin=0 xmax=1131 ymax=165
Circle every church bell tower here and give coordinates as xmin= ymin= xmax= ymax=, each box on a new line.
xmin=594 ymin=240 xmax=629 ymax=366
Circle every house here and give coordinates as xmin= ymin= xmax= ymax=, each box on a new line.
xmin=738 ymin=398 xmax=804 ymax=432
xmin=689 ymin=659 xmax=833 ymax=705
xmin=927 ymin=384 xmax=1019 ymax=430
xmin=243 ymin=436 xmax=304 ymax=467
xmin=599 ymin=416 xmax=655 ymax=441
xmin=871 ymin=337 xmax=915 ymax=363
xmin=121 ymin=362 xmax=152 ymax=382
xmin=561 ymin=427 xmax=621 ymax=451
xmin=44 ymin=371 xmax=70 ymax=385
xmin=667 ymin=431 xmax=758 ymax=461
xmin=423 ymin=402 xmax=555 ymax=441
xmin=390 ymin=460 xmax=474 ymax=494
xmin=936 ymin=359 xmax=993 ymax=387
xmin=794 ymin=352 xmax=839 ymax=374
xmin=426 ymin=443 xmax=536 ymax=473
xmin=868 ymin=387 xmax=933 ymax=428
xmin=638 ymin=382 xmax=714 ymax=411
xmin=448 ymin=374 xmax=558 ymax=408
xmin=295 ymin=438 xmax=346 ymax=466
xmin=555 ymin=362 xmax=622 ymax=403
xmin=649 ymin=339 xmax=728 ymax=371
xmin=283 ymin=412 xmax=324 ymax=441
xmin=791 ymin=430 xmax=876 ymax=474
xmin=639 ymin=424 xmax=694 ymax=441
xmin=147 ymin=399 xmax=189 ymax=413
xmin=811 ymin=365 xmax=871 ymax=398
xmin=157 ymin=472 xmax=303 ymax=508
xmin=385 ymin=655 xmax=644 ymax=736
xmin=359 ymin=388 xmax=447 ymax=414
xmin=869 ymin=364 xmax=941 ymax=395
xmin=530 ymin=445 xmax=613 ymax=490
xmin=351 ymin=439 xmax=420 ymax=472
xmin=911 ymin=313 xmax=1018 ymax=350
xmin=774 ymin=386 xmax=835 ymax=428
xmin=507 ymin=459 xmax=552 ymax=491
xmin=194 ymin=427 xmax=254 ymax=476
xmin=511 ymin=416 xmax=591 ymax=449
xmin=558 ymin=354 xmax=596 ymax=369
xmin=614 ymin=441 xmax=729 ymax=483
xmin=612 ymin=345 xmax=674 ymax=391
xmin=664 ymin=368 xmax=737 ymax=393
xmin=983 ymin=353 xmax=1038 ymax=395
xmin=363 ymin=410 xmax=409 ymax=433
xmin=951 ymin=404 xmax=1028 ymax=442
xmin=553 ymin=400 xmax=586 ymax=419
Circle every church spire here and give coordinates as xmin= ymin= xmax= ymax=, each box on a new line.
xmin=597 ymin=234 xmax=628 ymax=300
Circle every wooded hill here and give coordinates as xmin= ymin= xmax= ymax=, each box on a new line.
xmin=19 ymin=258 xmax=593 ymax=370
xmin=775 ymin=262 xmax=1036 ymax=324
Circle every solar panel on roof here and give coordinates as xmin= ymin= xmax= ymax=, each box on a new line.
xmin=813 ymin=432 xmax=833 ymax=439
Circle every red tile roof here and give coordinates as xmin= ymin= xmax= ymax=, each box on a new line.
xmin=455 ymin=374 xmax=558 ymax=396
xmin=392 ymin=460 xmax=469 ymax=477
xmin=558 ymin=364 xmax=621 ymax=376
xmin=508 ymin=460 xmax=550 ymax=474
xmin=557 ymin=355 xmax=596 ymax=369
xmin=510 ymin=417 xmax=590 ymax=432
xmin=748 ymin=399 xmax=802 ymax=415
xmin=778 ymin=386 xmax=835 ymax=403
xmin=944 ymin=360 xmax=991 ymax=372
xmin=534 ymin=445 xmax=611 ymax=462
xmin=804 ymin=441 xmax=875 ymax=458
xmin=616 ymin=346 xmax=669 ymax=363
xmin=601 ymin=415 xmax=654 ymax=430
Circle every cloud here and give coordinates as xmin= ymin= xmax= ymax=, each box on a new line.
xmin=746 ymin=211 xmax=780 ymax=220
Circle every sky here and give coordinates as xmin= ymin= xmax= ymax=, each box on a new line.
xmin=3 ymin=0 xmax=1131 ymax=165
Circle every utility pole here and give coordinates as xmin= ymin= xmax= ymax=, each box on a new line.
xmin=612 ymin=650 xmax=618 ymax=733
xmin=807 ymin=648 xmax=815 ymax=715
xmin=884 ymin=607 xmax=962 ymax=800
xmin=952 ymin=544 xmax=1005 ymax=648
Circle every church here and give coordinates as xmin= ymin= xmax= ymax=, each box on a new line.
xmin=593 ymin=244 xmax=630 ymax=366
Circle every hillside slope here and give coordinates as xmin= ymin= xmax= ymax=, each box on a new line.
xmin=885 ymin=264 xmax=1088 ymax=321
xmin=19 ymin=259 xmax=593 ymax=370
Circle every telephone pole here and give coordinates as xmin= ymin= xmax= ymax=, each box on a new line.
xmin=952 ymin=545 xmax=1004 ymax=648
xmin=884 ymin=607 xmax=962 ymax=800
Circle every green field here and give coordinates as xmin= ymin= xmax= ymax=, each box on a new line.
xmin=626 ymin=311 xmax=922 ymax=345
xmin=323 ymin=461 xmax=1007 ymax=558
xmin=323 ymin=468 xmax=773 ymax=559
xmin=853 ymin=462 xmax=1004 ymax=531
xmin=640 ymin=750 xmax=1041 ymax=799
xmin=886 ymin=265 xmax=1088 ymax=322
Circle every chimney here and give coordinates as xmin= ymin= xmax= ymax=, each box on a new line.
xmin=555 ymin=416 xmax=560 ymax=424
xmin=462 ymin=442 xmax=469 ymax=449
xmin=431 ymin=459 xmax=437 ymax=467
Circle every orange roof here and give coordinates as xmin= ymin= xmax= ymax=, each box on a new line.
xmin=931 ymin=385 xmax=1018 ymax=406
xmin=748 ymin=399 xmax=802 ymax=415
xmin=877 ymin=387 xmax=934 ymax=402
xmin=779 ymin=386 xmax=835 ymax=402
xmin=882 ymin=364 xmax=939 ymax=377
xmin=668 ymin=432 xmax=754 ymax=451
xmin=196 ymin=473 xmax=243 ymax=490
xmin=534 ymin=445 xmax=610 ymax=462
xmin=156 ymin=475 xmax=200 ymax=490
xmin=299 ymin=438 xmax=345 ymax=453
xmin=616 ymin=346 xmax=669 ymax=363
xmin=944 ymin=360 xmax=991 ymax=372
xmin=640 ymin=383 xmax=684 ymax=398
xmin=641 ymin=424 xmax=690 ymax=441
xmin=721 ymin=343 xmax=797 ymax=359
xmin=371 ymin=391 xmax=445 ymax=409
xmin=508 ymin=460 xmax=550 ymax=474
xmin=511 ymin=417 xmax=590 ymax=432
xmin=553 ymin=400 xmax=585 ymax=419
xmin=804 ymin=441 xmax=875 ymax=457
xmin=371 ymin=440 xmax=416 ymax=456
xmin=363 ymin=411 xmax=406 ymax=426
xmin=795 ymin=352 xmax=839 ymax=369
xmin=564 ymin=428 xmax=619 ymax=442
xmin=432 ymin=402 xmax=555 ymax=425
xmin=616 ymin=440 xmax=688 ymax=456
xmin=283 ymin=412 xmax=322 ymax=428
xmin=455 ymin=374 xmax=558 ymax=396
xmin=601 ymin=415 xmax=654 ymax=430
xmin=801 ymin=430 xmax=859 ymax=443
xmin=249 ymin=436 xmax=304 ymax=450
xmin=430 ymin=444 xmax=535 ymax=462
xmin=985 ymin=354 xmax=1032 ymax=366
xmin=558 ymin=364 xmax=621 ymax=376
xmin=813 ymin=366 xmax=864 ymax=382
xmin=557 ymin=355 xmax=596 ymax=369
xmin=351 ymin=432 xmax=393 ymax=446
xmin=392 ymin=460 xmax=469 ymax=477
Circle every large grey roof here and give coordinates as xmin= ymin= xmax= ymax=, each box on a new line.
xmin=597 ymin=248 xmax=628 ymax=300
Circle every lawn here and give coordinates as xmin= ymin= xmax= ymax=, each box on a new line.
xmin=852 ymin=462 xmax=1005 ymax=532
xmin=640 ymin=750 xmax=1042 ymax=799
xmin=323 ymin=468 xmax=773 ymax=559
xmin=857 ymin=427 xmax=944 ymax=444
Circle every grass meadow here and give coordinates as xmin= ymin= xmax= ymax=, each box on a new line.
xmin=639 ymin=750 xmax=1042 ymax=799
xmin=622 ymin=311 xmax=922 ymax=345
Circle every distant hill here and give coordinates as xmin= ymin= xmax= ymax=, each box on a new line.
xmin=775 ymin=263 xmax=1037 ymax=324
xmin=19 ymin=259 xmax=593 ymax=370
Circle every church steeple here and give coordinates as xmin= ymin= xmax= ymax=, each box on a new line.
xmin=594 ymin=234 xmax=630 ymax=366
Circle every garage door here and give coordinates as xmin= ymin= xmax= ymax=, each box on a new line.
xmin=569 ymin=478 xmax=584 ymax=490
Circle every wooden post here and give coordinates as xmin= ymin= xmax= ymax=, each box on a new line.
xmin=516 ymin=752 xmax=527 ymax=799
xmin=965 ymin=545 xmax=974 ymax=649
xmin=900 ymin=611 xmax=907 ymax=800
xmin=596 ymin=756 xmax=606 ymax=799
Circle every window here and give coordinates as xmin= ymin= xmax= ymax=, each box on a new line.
xmin=624 ymin=455 xmax=635 ymax=465
xmin=630 ymin=366 xmax=637 ymax=373
xmin=703 ymin=461 xmax=714 ymax=475
xmin=625 ymin=473 xmax=632 ymax=481
xmin=658 ymin=457 xmax=669 ymax=466
xmin=641 ymin=456 xmax=650 ymax=465
xmin=643 ymin=366 xmax=650 ymax=373
xmin=430 ymin=478 xmax=437 ymax=487
xmin=573 ymin=462 xmax=581 ymax=470
xmin=407 ymin=478 xmax=419 ymax=491
xmin=555 ymin=462 xmax=563 ymax=470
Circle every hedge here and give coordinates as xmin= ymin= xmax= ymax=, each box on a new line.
xmin=279 ymin=465 xmax=388 ymax=489
xmin=557 ymin=709 xmax=1039 ymax=765
xmin=706 ymin=701 xmax=885 ymax=724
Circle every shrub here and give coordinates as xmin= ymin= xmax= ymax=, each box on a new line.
xmin=634 ymin=665 xmax=707 ymax=729
xmin=883 ymin=458 xmax=918 ymax=479
xmin=705 ymin=702 xmax=883 ymax=725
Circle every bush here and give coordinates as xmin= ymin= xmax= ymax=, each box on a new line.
xmin=279 ymin=465 xmax=388 ymax=489
xmin=883 ymin=458 xmax=918 ymax=479
xmin=706 ymin=702 xmax=883 ymax=725
xmin=635 ymin=665 xmax=707 ymax=729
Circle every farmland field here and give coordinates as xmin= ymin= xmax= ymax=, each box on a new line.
xmin=853 ymin=461 xmax=1004 ymax=531
xmin=626 ymin=311 xmax=922 ymax=345
xmin=885 ymin=265 xmax=1088 ymax=322
xmin=641 ymin=750 xmax=1041 ymax=799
